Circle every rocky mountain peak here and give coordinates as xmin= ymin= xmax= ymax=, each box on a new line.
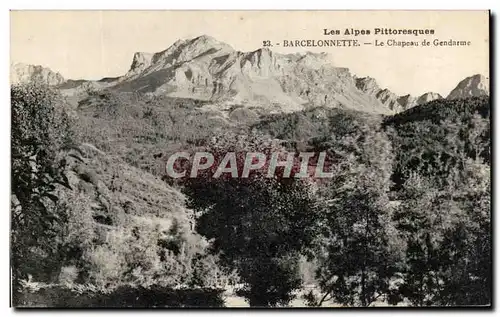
xmin=355 ymin=77 xmax=381 ymax=95
xmin=190 ymin=34 xmax=227 ymax=47
xmin=128 ymin=52 xmax=154 ymax=74
xmin=447 ymin=74 xmax=489 ymax=99
xmin=397 ymin=94 xmax=417 ymax=109
xmin=11 ymin=62 xmax=65 ymax=86
xmin=417 ymin=92 xmax=442 ymax=104
xmin=150 ymin=35 xmax=234 ymax=67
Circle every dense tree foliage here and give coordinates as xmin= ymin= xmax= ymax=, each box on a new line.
xmin=178 ymin=133 xmax=321 ymax=306
xmin=11 ymin=82 xmax=75 ymax=289
xmin=386 ymin=96 xmax=491 ymax=306
xmin=384 ymin=96 xmax=490 ymax=187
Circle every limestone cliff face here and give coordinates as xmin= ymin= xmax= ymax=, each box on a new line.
xmin=106 ymin=36 xmax=400 ymax=114
xmin=11 ymin=63 xmax=65 ymax=86
xmin=397 ymin=94 xmax=418 ymax=110
xmin=447 ymin=74 xmax=489 ymax=99
xmin=127 ymin=52 xmax=154 ymax=76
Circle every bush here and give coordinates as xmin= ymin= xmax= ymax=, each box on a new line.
xmin=15 ymin=284 xmax=225 ymax=307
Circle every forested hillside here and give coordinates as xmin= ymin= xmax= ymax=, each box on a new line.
xmin=11 ymin=83 xmax=490 ymax=307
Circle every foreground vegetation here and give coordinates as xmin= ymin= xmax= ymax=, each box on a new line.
xmin=11 ymin=84 xmax=490 ymax=307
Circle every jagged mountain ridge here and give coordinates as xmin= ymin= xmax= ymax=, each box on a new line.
xmin=355 ymin=77 xmax=443 ymax=112
xmin=61 ymin=35 xmax=401 ymax=114
xmin=102 ymin=35 xmax=450 ymax=114
xmin=11 ymin=35 xmax=490 ymax=114
xmin=109 ymin=35 xmax=376 ymax=113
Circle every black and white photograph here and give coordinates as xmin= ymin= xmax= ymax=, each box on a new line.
xmin=9 ymin=10 xmax=491 ymax=308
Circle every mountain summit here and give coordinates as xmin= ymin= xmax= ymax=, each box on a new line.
xmin=447 ymin=74 xmax=490 ymax=100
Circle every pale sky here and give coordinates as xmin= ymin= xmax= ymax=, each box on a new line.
xmin=10 ymin=10 xmax=489 ymax=96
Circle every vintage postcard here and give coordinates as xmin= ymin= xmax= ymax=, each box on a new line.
xmin=10 ymin=10 xmax=491 ymax=308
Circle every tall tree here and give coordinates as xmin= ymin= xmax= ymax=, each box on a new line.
xmin=11 ymin=82 xmax=74 ymax=289
xmin=178 ymin=132 xmax=321 ymax=306
xmin=313 ymin=128 xmax=403 ymax=307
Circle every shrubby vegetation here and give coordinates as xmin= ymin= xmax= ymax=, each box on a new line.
xmin=11 ymin=85 xmax=235 ymax=307
xmin=11 ymin=85 xmax=491 ymax=307
xmin=75 ymin=91 xmax=238 ymax=174
xmin=253 ymin=106 xmax=381 ymax=142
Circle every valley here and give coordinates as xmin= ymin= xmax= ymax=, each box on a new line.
xmin=10 ymin=35 xmax=491 ymax=308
